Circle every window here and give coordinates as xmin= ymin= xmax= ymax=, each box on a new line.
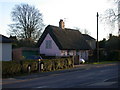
xmin=67 ymin=50 xmax=70 ymax=55
xmin=76 ymin=50 xmax=79 ymax=55
xmin=61 ymin=51 xmax=66 ymax=56
xmin=46 ymin=40 xmax=52 ymax=49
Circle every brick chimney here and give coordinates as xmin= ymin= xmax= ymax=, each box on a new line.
xmin=109 ymin=33 xmax=112 ymax=39
xmin=59 ymin=19 xmax=65 ymax=29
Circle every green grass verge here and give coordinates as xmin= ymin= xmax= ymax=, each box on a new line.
xmin=87 ymin=61 xmax=119 ymax=64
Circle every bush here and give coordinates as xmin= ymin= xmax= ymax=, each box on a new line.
xmin=2 ymin=57 xmax=74 ymax=77
xmin=21 ymin=60 xmax=38 ymax=73
xmin=41 ymin=57 xmax=74 ymax=72
xmin=107 ymin=50 xmax=120 ymax=61
xmin=2 ymin=61 xmax=21 ymax=77
xmin=88 ymin=49 xmax=120 ymax=62
xmin=2 ymin=60 xmax=38 ymax=77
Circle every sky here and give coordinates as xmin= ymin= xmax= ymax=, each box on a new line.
xmin=0 ymin=0 xmax=118 ymax=40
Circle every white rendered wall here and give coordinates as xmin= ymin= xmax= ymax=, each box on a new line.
xmin=40 ymin=34 xmax=61 ymax=56
xmin=1 ymin=43 xmax=12 ymax=61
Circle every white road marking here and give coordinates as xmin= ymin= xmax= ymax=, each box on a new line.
xmin=88 ymin=82 xmax=117 ymax=86
xmin=103 ymin=77 xmax=118 ymax=82
xmin=36 ymin=86 xmax=47 ymax=88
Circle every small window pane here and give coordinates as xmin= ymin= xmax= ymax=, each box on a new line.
xmin=46 ymin=40 xmax=52 ymax=49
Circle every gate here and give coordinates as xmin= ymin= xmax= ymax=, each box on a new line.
xmin=74 ymin=55 xmax=79 ymax=65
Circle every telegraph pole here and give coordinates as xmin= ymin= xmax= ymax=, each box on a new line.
xmin=97 ymin=12 xmax=99 ymax=62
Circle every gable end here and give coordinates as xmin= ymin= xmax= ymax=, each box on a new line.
xmin=37 ymin=25 xmax=62 ymax=49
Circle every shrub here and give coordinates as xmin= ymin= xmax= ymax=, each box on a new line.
xmin=89 ymin=49 xmax=120 ymax=62
xmin=41 ymin=57 xmax=74 ymax=72
xmin=107 ymin=50 xmax=120 ymax=61
xmin=20 ymin=60 xmax=38 ymax=73
xmin=42 ymin=59 xmax=53 ymax=71
xmin=2 ymin=61 xmax=21 ymax=77
xmin=2 ymin=57 xmax=74 ymax=77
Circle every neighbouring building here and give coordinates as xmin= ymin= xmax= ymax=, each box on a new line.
xmin=37 ymin=20 xmax=94 ymax=61
xmin=0 ymin=34 xmax=12 ymax=61
xmin=82 ymin=34 xmax=96 ymax=50
xmin=12 ymin=47 xmax=39 ymax=61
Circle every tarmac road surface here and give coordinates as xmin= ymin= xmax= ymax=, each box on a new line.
xmin=2 ymin=63 xmax=120 ymax=89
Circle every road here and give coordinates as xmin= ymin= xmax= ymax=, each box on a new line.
xmin=2 ymin=63 xmax=120 ymax=88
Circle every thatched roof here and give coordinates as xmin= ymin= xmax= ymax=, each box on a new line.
xmin=37 ymin=25 xmax=91 ymax=50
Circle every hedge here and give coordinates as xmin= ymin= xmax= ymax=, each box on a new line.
xmin=41 ymin=57 xmax=74 ymax=71
xmin=2 ymin=57 xmax=74 ymax=77
xmin=89 ymin=50 xmax=120 ymax=62
xmin=2 ymin=61 xmax=21 ymax=77
xmin=106 ymin=50 xmax=120 ymax=61
xmin=20 ymin=60 xmax=38 ymax=73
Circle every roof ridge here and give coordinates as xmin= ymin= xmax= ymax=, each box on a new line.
xmin=82 ymin=34 xmax=95 ymax=40
xmin=49 ymin=25 xmax=80 ymax=32
xmin=0 ymin=34 xmax=12 ymax=43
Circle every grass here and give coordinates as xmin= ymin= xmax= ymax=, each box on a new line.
xmin=86 ymin=60 xmax=119 ymax=64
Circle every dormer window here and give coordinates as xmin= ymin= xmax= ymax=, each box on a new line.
xmin=46 ymin=40 xmax=52 ymax=49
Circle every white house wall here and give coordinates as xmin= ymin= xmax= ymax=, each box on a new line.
xmin=60 ymin=50 xmax=88 ymax=60
xmin=39 ymin=34 xmax=89 ymax=60
xmin=1 ymin=43 xmax=12 ymax=61
xmin=69 ymin=50 xmax=76 ymax=56
xmin=79 ymin=50 xmax=88 ymax=60
xmin=60 ymin=50 xmax=76 ymax=56
xmin=40 ymin=34 xmax=61 ymax=56
xmin=61 ymin=50 xmax=67 ymax=56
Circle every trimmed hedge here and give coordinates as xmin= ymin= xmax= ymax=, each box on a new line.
xmin=2 ymin=57 xmax=74 ymax=77
xmin=2 ymin=61 xmax=21 ymax=77
xmin=41 ymin=57 xmax=74 ymax=71
xmin=20 ymin=60 xmax=38 ymax=73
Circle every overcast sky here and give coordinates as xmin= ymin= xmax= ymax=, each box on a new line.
xmin=0 ymin=0 xmax=118 ymax=40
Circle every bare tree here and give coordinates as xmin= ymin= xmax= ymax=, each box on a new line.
xmin=83 ymin=28 xmax=91 ymax=35
xmin=9 ymin=4 xmax=44 ymax=42
xmin=100 ymin=0 xmax=120 ymax=34
xmin=74 ymin=27 xmax=91 ymax=35
xmin=118 ymin=0 xmax=120 ymax=35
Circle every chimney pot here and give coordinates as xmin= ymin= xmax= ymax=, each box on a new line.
xmin=59 ymin=19 xmax=65 ymax=29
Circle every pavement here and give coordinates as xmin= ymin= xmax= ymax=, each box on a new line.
xmin=1 ymin=63 xmax=118 ymax=85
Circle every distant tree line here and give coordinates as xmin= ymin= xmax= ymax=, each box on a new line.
xmin=99 ymin=34 xmax=120 ymax=50
xmin=98 ymin=34 xmax=120 ymax=61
